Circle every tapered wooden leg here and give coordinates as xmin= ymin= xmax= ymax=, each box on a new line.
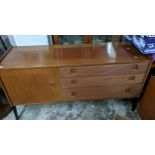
xmin=12 ymin=106 xmax=19 ymax=120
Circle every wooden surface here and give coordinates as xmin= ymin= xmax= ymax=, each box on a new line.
xmin=0 ymin=79 xmax=12 ymax=106
xmin=60 ymin=63 xmax=148 ymax=77
xmin=0 ymin=43 xmax=150 ymax=69
xmin=139 ymin=76 xmax=155 ymax=119
xmin=0 ymin=68 xmax=61 ymax=105
xmin=61 ymin=74 xmax=145 ymax=88
xmin=0 ymin=43 xmax=152 ymax=105
xmin=62 ymin=84 xmax=142 ymax=101
xmin=52 ymin=35 xmax=92 ymax=44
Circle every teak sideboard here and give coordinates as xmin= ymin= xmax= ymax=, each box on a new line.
xmin=0 ymin=43 xmax=152 ymax=107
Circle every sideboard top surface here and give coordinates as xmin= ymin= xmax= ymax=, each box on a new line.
xmin=0 ymin=43 xmax=151 ymax=69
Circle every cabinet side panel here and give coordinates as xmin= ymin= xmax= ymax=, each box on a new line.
xmin=139 ymin=76 xmax=155 ymax=119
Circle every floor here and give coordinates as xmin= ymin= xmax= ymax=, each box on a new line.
xmin=3 ymin=99 xmax=140 ymax=120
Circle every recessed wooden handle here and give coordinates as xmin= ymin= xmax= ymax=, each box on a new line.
xmin=50 ymin=82 xmax=55 ymax=86
xmin=71 ymin=79 xmax=77 ymax=84
xmin=71 ymin=92 xmax=76 ymax=96
xmin=126 ymin=47 xmax=130 ymax=50
xmin=132 ymin=65 xmax=139 ymax=70
xmin=70 ymin=68 xmax=77 ymax=73
xmin=129 ymin=75 xmax=135 ymax=80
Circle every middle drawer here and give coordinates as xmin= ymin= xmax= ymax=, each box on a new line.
xmin=61 ymin=74 xmax=145 ymax=88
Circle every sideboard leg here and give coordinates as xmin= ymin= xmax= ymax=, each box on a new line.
xmin=131 ymin=98 xmax=138 ymax=111
xmin=12 ymin=106 xmax=19 ymax=120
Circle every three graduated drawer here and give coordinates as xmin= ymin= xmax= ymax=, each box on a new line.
xmin=60 ymin=63 xmax=148 ymax=77
xmin=60 ymin=63 xmax=149 ymax=101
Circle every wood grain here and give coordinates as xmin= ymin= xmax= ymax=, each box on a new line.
xmin=61 ymin=74 xmax=145 ymax=88
xmin=0 ymin=68 xmax=61 ymax=105
xmin=0 ymin=43 xmax=152 ymax=106
xmin=60 ymin=63 xmax=149 ymax=78
xmin=139 ymin=76 xmax=155 ymax=119
xmin=62 ymin=84 xmax=142 ymax=101
xmin=0 ymin=43 xmax=150 ymax=69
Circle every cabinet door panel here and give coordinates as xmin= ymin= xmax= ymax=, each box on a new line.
xmin=1 ymin=68 xmax=61 ymax=105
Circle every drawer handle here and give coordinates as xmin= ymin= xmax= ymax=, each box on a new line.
xmin=132 ymin=65 xmax=139 ymax=70
xmin=70 ymin=68 xmax=77 ymax=73
xmin=71 ymin=92 xmax=76 ymax=96
xmin=50 ymin=82 xmax=55 ymax=86
xmin=129 ymin=75 xmax=135 ymax=80
xmin=125 ymin=88 xmax=131 ymax=93
xmin=71 ymin=79 xmax=77 ymax=84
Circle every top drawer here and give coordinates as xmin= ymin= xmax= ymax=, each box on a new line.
xmin=60 ymin=63 xmax=149 ymax=77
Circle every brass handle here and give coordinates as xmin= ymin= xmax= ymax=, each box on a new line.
xmin=71 ymin=79 xmax=77 ymax=84
xmin=129 ymin=75 xmax=135 ymax=80
xmin=132 ymin=65 xmax=139 ymax=71
xmin=71 ymin=92 xmax=76 ymax=96
xmin=70 ymin=68 xmax=77 ymax=73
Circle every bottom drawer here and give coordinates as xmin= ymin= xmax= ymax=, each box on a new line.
xmin=62 ymin=84 xmax=142 ymax=101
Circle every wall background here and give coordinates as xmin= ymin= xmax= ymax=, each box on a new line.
xmin=8 ymin=35 xmax=49 ymax=46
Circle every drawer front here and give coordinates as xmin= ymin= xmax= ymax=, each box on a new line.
xmin=61 ymin=74 xmax=145 ymax=88
xmin=139 ymin=76 xmax=155 ymax=119
xmin=62 ymin=84 xmax=142 ymax=101
xmin=60 ymin=63 xmax=149 ymax=77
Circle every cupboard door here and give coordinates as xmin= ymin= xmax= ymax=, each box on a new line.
xmin=1 ymin=68 xmax=61 ymax=105
xmin=139 ymin=76 xmax=155 ymax=119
